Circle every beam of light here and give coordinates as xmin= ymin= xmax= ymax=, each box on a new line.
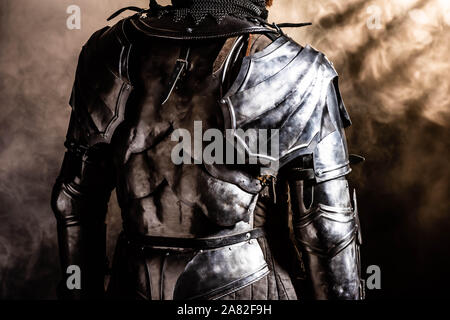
xmin=271 ymin=0 xmax=450 ymax=125
xmin=271 ymin=0 xmax=450 ymax=231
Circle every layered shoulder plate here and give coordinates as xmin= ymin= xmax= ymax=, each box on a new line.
xmin=68 ymin=20 xmax=134 ymax=147
xmin=221 ymin=36 xmax=352 ymax=181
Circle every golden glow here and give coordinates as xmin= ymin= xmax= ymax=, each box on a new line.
xmin=270 ymin=0 xmax=450 ymax=126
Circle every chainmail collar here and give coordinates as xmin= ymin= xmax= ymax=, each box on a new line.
xmin=151 ymin=0 xmax=269 ymax=24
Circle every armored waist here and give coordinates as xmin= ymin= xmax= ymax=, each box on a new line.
xmin=125 ymin=228 xmax=265 ymax=252
xmin=121 ymin=229 xmax=269 ymax=300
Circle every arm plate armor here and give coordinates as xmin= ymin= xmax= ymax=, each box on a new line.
xmin=51 ymin=21 xmax=127 ymax=298
xmin=217 ymin=34 xmax=363 ymax=299
xmin=51 ymin=135 xmax=115 ymax=299
xmin=288 ymin=178 xmax=364 ymax=299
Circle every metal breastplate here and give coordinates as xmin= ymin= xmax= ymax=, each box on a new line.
xmin=112 ymin=35 xmax=270 ymax=300
xmin=114 ymin=36 xmax=265 ymax=238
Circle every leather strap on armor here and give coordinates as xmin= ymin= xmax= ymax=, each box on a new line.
xmin=161 ymin=46 xmax=191 ymax=105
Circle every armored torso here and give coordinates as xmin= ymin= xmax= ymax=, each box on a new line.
xmin=64 ymin=7 xmax=353 ymax=299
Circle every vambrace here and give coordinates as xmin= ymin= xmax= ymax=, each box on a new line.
xmin=290 ymin=177 xmax=364 ymax=300
xmin=51 ymin=139 xmax=115 ymax=299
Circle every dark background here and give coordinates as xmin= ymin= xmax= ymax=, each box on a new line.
xmin=0 ymin=0 xmax=449 ymax=299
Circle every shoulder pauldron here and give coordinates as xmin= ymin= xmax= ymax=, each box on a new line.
xmin=68 ymin=20 xmax=134 ymax=147
xmin=221 ymin=36 xmax=353 ymax=182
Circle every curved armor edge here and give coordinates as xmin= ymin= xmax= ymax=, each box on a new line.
xmin=130 ymin=13 xmax=275 ymax=40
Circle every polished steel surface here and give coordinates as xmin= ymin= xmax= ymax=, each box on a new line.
xmin=53 ymin=5 xmax=362 ymax=299
xmin=290 ymin=178 xmax=363 ymax=299
xmin=174 ymin=240 xmax=269 ymax=300
xmin=221 ymin=35 xmax=352 ymax=181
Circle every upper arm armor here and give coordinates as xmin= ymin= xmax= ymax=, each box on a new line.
xmin=68 ymin=19 xmax=134 ymax=148
xmin=312 ymin=77 xmax=352 ymax=182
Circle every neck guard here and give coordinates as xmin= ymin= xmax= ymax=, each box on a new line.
xmin=159 ymin=0 xmax=268 ymax=24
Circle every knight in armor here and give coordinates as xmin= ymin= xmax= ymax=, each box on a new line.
xmin=52 ymin=0 xmax=364 ymax=300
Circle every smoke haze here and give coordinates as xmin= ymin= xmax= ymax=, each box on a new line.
xmin=0 ymin=0 xmax=448 ymax=298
